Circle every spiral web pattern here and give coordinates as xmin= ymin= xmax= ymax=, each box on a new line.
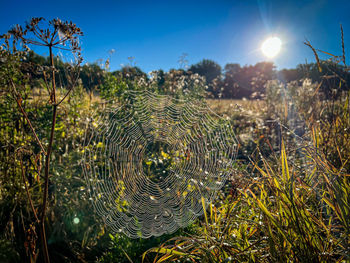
xmin=82 ymin=90 xmax=238 ymax=238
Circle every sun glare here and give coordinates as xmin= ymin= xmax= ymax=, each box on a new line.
xmin=73 ymin=217 xmax=80 ymax=224
xmin=261 ymin=37 xmax=282 ymax=58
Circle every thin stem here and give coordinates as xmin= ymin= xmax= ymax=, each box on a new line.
xmin=20 ymin=159 xmax=40 ymax=223
xmin=52 ymin=45 xmax=72 ymax=51
xmin=56 ymin=86 xmax=73 ymax=106
xmin=40 ymin=105 xmax=56 ymax=263
xmin=39 ymin=45 xmax=57 ymax=263
xmin=56 ymin=70 xmax=79 ymax=106
xmin=49 ymin=45 xmax=56 ymax=104
xmin=12 ymin=84 xmax=47 ymax=155
xmin=50 ymin=27 xmax=58 ymax=45
xmin=42 ymin=71 xmax=52 ymax=95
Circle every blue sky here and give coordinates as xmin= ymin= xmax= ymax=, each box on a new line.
xmin=1 ymin=0 xmax=349 ymax=72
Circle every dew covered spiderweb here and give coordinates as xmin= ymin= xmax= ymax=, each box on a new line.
xmin=82 ymin=90 xmax=238 ymax=238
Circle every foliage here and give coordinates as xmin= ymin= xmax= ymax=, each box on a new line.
xmin=142 ymin=185 xmax=263 ymax=263
xmin=142 ymin=28 xmax=350 ymax=263
xmin=223 ymin=62 xmax=275 ymax=99
xmin=247 ymin=141 xmax=349 ymax=262
xmin=1 ymin=17 xmax=350 ymax=263
xmin=189 ymin=59 xmax=222 ymax=85
xmin=0 ymin=17 xmax=85 ymax=263
xmin=188 ymin=59 xmax=222 ymax=97
xmin=101 ymin=226 xmax=195 ymax=263
xmin=143 ymin=136 xmax=350 ymax=262
xmin=100 ymin=68 xmax=208 ymax=104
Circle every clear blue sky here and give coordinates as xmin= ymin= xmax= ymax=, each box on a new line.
xmin=1 ymin=0 xmax=349 ymax=72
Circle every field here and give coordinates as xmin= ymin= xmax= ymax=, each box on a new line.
xmin=0 ymin=17 xmax=350 ymax=263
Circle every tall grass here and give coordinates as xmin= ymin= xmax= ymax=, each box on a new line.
xmin=142 ymin=30 xmax=350 ymax=263
xmin=143 ymin=138 xmax=350 ymax=262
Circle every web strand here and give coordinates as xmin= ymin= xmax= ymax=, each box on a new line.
xmin=82 ymin=90 xmax=238 ymax=238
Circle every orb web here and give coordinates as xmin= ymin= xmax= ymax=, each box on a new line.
xmin=82 ymin=90 xmax=238 ymax=238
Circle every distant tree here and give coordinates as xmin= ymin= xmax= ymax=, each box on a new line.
xmin=250 ymin=62 xmax=275 ymax=97
xmin=80 ymin=62 xmax=104 ymax=100
xmin=223 ymin=63 xmax=241 ymax=98
xmin=188 ymin=59 xmax=222 ymax=97
xmin=278 ymin=68 xmax=302 ymax=83
xmin=26 ymin=50 xmax=46 ymax=65
xmin=222 ymin=61 xmax=275 ymax=99
xmin=155 ymin=69 xmax=166 ymax=88
xmin=224 ymin=63 xmax=241 ymax=75
xmin=113 ymin=66 xmax=147 ymax=81
xmin=188 ymin=59 xmax=221 ymax=84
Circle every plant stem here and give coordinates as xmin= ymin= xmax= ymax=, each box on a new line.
xmin=20 ymin=159 xmax=39 ymax=223
xmin=40 ymin=45 xmax=57 ymax=263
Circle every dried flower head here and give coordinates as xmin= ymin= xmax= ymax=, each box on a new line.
xmin=7 ymin=17 xmax=83 ymax=64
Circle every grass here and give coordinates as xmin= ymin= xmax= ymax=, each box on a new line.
xmin=143 ymin=137 xmax=350 ymax=262
xmin=3 ymin=80 xmax=349 ymax=262
xmin=142 ymin=80 xmax=350 ymax=262
xmin=28 ymin=87 xmax=349 ymax=263
xmin=1 ymin=20 xmax=349 ymax=262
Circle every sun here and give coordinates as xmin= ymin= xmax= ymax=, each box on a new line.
xmin=261 ymin=37 xmax=282 ymax=58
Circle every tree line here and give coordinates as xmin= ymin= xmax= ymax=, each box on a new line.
xmin=22 ymin=51 xmax=350 ymax=99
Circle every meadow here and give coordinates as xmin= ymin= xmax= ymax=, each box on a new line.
xmin=0 ymin=18 xmax=349 ymax=263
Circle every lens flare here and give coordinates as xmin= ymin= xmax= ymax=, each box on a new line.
xmin=261 ymin=37 xmax=282 ymax=58
xmin=73 ymin=217 xmax=80 ymax=224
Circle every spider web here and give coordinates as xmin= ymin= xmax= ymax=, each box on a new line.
xmin=82 ymin=90 xmax=238 ymax=238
